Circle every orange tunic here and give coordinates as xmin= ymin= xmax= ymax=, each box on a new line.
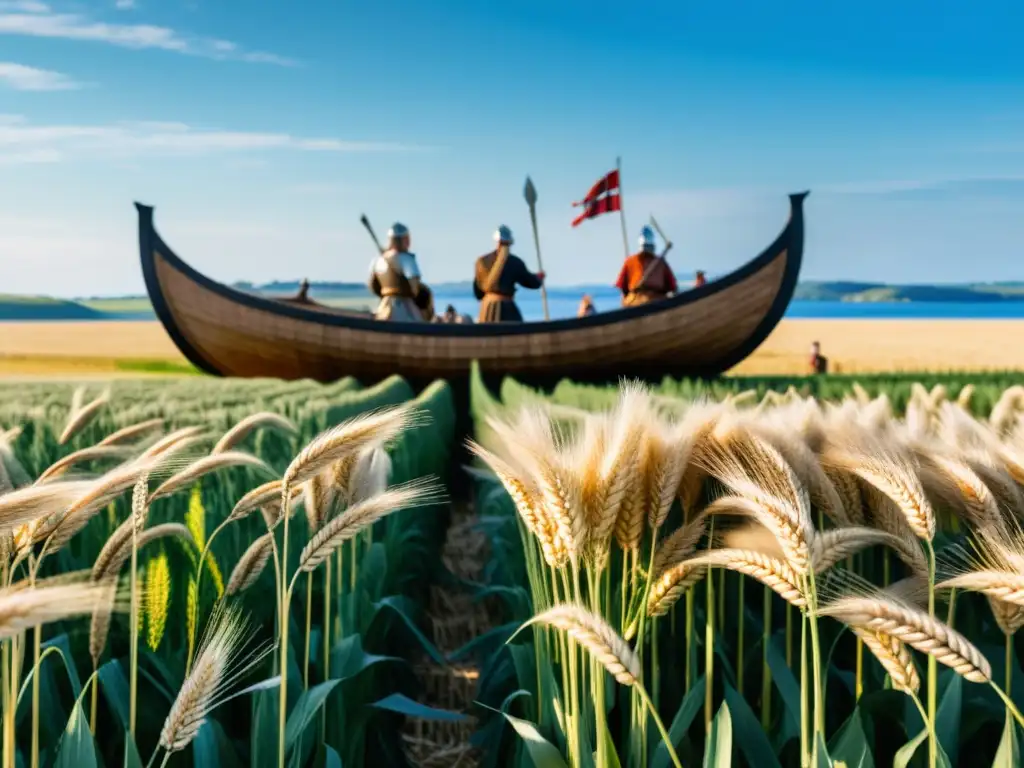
xmin=615 ymin=251 xmax=678 ymax=306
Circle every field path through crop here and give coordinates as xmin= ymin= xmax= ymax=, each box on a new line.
xmin=402 ymin=499 xmax=497 ymax=766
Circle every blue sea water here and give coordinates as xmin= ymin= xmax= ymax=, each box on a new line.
xmin=6 ymin=288 xmax=1024 ymax=323
xmin=428 ymin=285 xmax=1024 ymax=323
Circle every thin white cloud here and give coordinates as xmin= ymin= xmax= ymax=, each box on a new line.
xmin=629 ymin=174 xmax=1024 ymax=217
xmin=0 ymin=147 xmax=60 ymax=163
xmin=114 ymin=0 xmax=135 ymax=9
xmin=0 ymin=114 xmax=429 ymax=161
xmin=0 ymin=2 xmax=49 ymax=11
xmin=0 ymin=2 xmax=297 ymax=65
xmin=0 ymin=61 xmax=81 ymax=90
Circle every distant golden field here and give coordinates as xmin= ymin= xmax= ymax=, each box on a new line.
xmin=1 ymin=318 xmax=1022 ymax=377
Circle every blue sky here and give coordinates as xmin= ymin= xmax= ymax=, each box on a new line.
xmin=0 ymin=0 xmax=1022 ymax=296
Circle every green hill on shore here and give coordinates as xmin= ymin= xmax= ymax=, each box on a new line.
xmin=0 ymin=295 xmax=106 ymax=321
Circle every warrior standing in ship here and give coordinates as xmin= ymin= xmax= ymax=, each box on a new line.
xmin=368 ymin=222 xmax=429 ymax=322
xmin=473 ymin=225 xmax=545 ymax=323
xmin=615 ymin=225 xmax=677 ymax=307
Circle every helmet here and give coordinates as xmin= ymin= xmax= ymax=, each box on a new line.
xmin=494 ymin=225 xmax=513 ymax=245
xmin=388 ymin=222 xmax=409 ymax=239
xmin=638 ymin=226 xmax=656 ymax=249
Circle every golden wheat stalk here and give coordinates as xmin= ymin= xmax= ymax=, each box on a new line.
xmin=810 ymin=527 xmax=908 ymax=574
xmin=138 ymin=426 xmax=207 ymax=459
xmin=925 ymin=454 xmax=1000 ymax=528
xmin=96 ymin=418 xmax=165 ymax=448
xmin=35 ymin=445 xmax=134 ymax=483
xmin=303 ymin=473 xmax=334 ymax=534
xmin=817 ymin=592 xmax=991 ymax=682
xmin=0 ymin=574 xmax=123 ymax=639
xmin=211 ymin=412 xmax=298 ymax=455
xmin=93 ymin=524 xmax=194 ymax=582
xmin=283 ymin=404 xmax=424 ymax=489
xmin=59 ymin=391 xmax=110 ymax=445
xmin=990 ymin=597 xmax=1024 ymax=637
xmin=468 ymin=442 xmax=564 ymax=566
xmin=651 ymin=517 xmax=707 ymax=577
xmin=298 ymin=481 xmax=442 ymax=573
xmin=685 ymin=548 xmax=807 ymax=607
xmin=158 ymin=605 xmax=273 ymax=753
xmin=148 ymin=452 xmax=273 ymax=502
xmin=647 ymin=563 xmax=708 ymax=617
xmin=588 ymin=416 xmax=641 ymax=564
xmin=704 ymin=494 xmax=811 ymax=576
xmin=822 ymin=465 xmax=865 ymax=526
xmin=828 ymin=447 xmax=935 ymax=542
xmin=326 ymin=453 xmax=359 ymax=502
xmin=521 ymin=604 xmax=640 ymax=685
xmin=39 ymin=458 xmax=161 ymax=550
xmin=648 ymin=425 xmax=695 ymax=531
xmin=746 ymin=420 xmax=850 ymax=527
xmin=990 ymin=386 xmax=1024 ymax=438
xmin=852 ymin=627 xmax=921 ymax=694
xmin=225 ymin=534 xmax=275 ymax=596
xmin=228 ymin=480 xmax=302 ymax=523
xmin=0 ymin=480 xmax=95 ymax=533
xmin=89 ymin=580 xmax=118 ymax=669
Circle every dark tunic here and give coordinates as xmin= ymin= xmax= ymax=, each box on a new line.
xmin=473 ymin=250 xmax=542 ymax=323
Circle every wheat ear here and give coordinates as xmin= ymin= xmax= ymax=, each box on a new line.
xmin=298 ymin=481 xmax=441 ymax=573
xmin=647 ymin=563 xmax=708 ymax=617
xmin=468 ymin=442 xmax=564 ymax=567
xmin=283 ymin=404 xmax=424 ymax=488
xmin=0 ymin=480 xmax=95 ymax=532
xmin=92 ymin=524 xmax=194 ymax=581
xmin=211 ymin=412 xmax=297 ymax=455
xmin=225 ymin=534 xmax=275 ymax=596
xmin=852 ymin=627 xmax=921 ymax=694
xmin=0 ymin=575 xmax=123 ymax=639
xmin=36 ymin=445 xmax=134 ymax=483
xmin=158 ymin=605 xmax=272 ymax=753
xmin=148 ymin=452 xmax=273 ymax=503
xmin=95 ymin=418 xmax=165 ymax=447
xmin=684 ymin=548 xmax=808 ymax=608
xmin=138 ymin=426 xmax=207 ymax=459
xmin=59 ymin=392 xmax=109 ymax=445
xmin=831 ymin=450 xmax=935 ymax=541
xmin=817 ymin=593 xmax=991 ymax=682
xmin=522 ymin=604 xmax=640 ymax=685
xmin=810 ymin=527 xmax=909 ymax=574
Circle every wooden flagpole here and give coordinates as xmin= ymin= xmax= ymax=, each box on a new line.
xmin=616 ymin=156 xmax=630 ymax=259
xmin=523 ymin=176 xmax=550 ymax=321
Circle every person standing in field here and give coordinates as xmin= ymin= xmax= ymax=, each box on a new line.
xmin=694 ymin=270 xmax=707 ymax=288
xmin=615 ymin=226 xmax=677 ymax=306
xmin=809 ymin=341 xmax=828 ymax=374
xmin=368 ymin=222 xmax=427 ymax=322
xmin=473 ymin=225 xmax=545 ymax=323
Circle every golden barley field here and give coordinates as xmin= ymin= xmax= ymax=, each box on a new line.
xmin=2 ymin=319 xmax=1023 ymax=377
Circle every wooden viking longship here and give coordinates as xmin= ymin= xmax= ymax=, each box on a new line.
xmin=136 ymin=191 xmax=807 ymax=388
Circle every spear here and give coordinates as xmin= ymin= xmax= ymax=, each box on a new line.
xmin=523 ymin=176 xmax=550 ymax=321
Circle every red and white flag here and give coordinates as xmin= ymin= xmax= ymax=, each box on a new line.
xmin=571 ymin=169 xmax=621 ymax=227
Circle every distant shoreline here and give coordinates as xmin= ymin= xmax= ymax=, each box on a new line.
xmin=5 ymin=278 xmax=1024 ymax=322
